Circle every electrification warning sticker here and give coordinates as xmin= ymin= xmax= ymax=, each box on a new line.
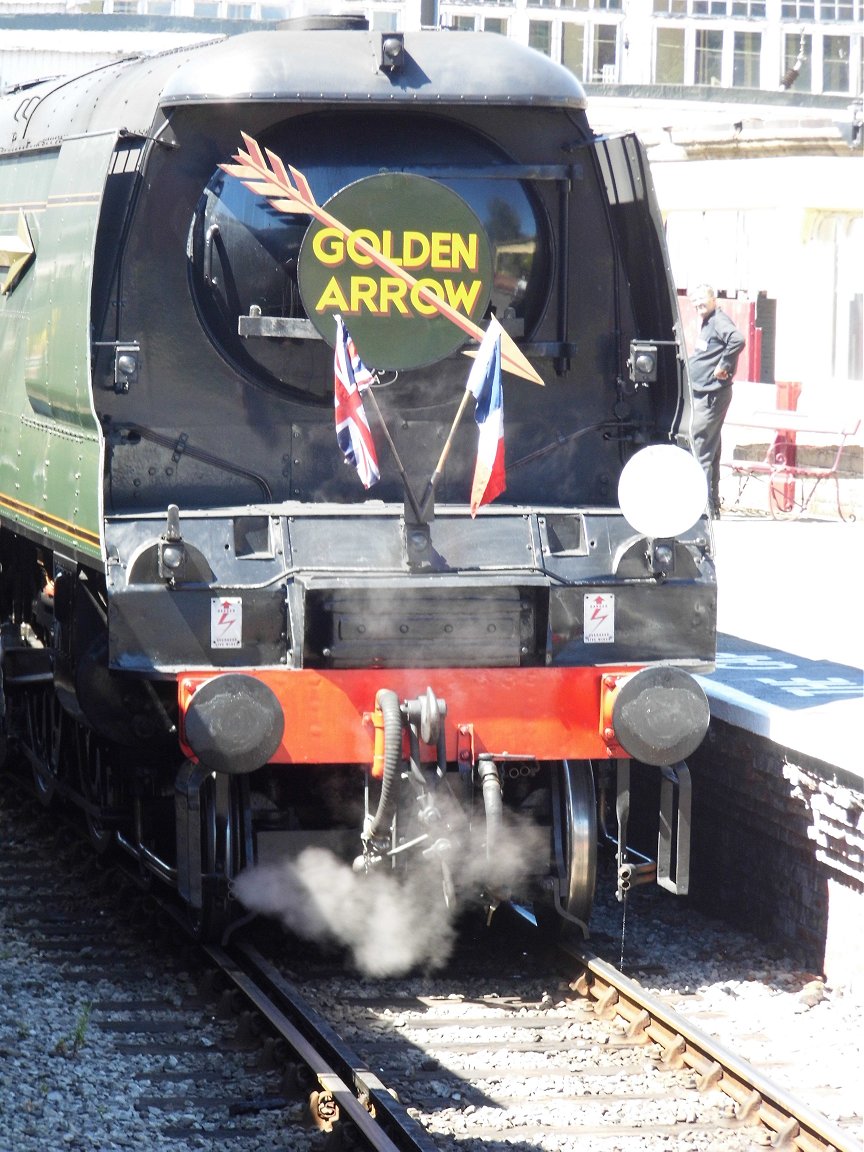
xmin=584 ymin=593 xmax=614 ymax=643
xmin=211 ymin=597 xmax=242 ymax=648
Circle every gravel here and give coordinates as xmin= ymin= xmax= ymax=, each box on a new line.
xmin=2 ymin=839 xmax=861 ymax=1151
xmin=589 ymin=878 xmax=863 ymax=1130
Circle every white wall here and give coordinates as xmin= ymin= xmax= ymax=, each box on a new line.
xmin=651 ymin=154 xmax=864 ymax=400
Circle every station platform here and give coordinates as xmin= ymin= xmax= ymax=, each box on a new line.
xmin=688 ymin=514 xmax=862 ymax=987
xmin=702 ymin=515 xmax=863 ymax=778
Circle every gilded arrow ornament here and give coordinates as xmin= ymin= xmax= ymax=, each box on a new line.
xmin=221 ymin=134 xmax=543 ymax=385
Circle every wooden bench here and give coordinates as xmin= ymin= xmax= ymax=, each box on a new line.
xmin=720 ymin=384 xmax=861 ymax=521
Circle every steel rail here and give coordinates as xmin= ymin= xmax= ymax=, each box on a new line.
xmin=206 ymin=940 xmax=439 ymax=1152
xmin=561 ymin=941 xmax=861 ymax=1152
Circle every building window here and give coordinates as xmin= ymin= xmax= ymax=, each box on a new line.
xmin=823 ymin=34 xmax=850 ymax=90
xmin=592 ymin=23 xmax=617 ymax=80
xmin=733 ymin=31 xmax=761 ymax=86
xmin=731 ymin=0 xmax=766 ymax=15
xmin=562 ymin=21 xmax=585 ymax=76
xmin=529 ymin=20 xmax=553 ymax=55
xmin=780 ymin=0 xmax=815 ymax=17
xmin=783 ymin=33 xmax=811 ymax=88
xmin=528 ymin=0 xmax=556 ymax=8
xmin=850 ymin=295 xmax=863 ymax=380
xmin=371 ymin=11 xmax=399 ymax=30
xmin=484 ymin=17 xmax=508 ymax=33
xmin=562 ymin=0 xmax=590 ymax=9
xmin=226 ymin=3 xmax=252 ymax=17
xmin=261 ymin=5 xmax=288 ymax=18
xmin=818 ymin=0 xmax=856 ymax=18
xmin=654 ymin=0 xmax=767 ymax=10
xmin=452 ymin=15 xmax=476 ymax=28
xmin=695 ymin=28 xmax=723 ymax=84
xmin=194 ymin=2 xmax=219 ymax=14
xmin=655 ymin=26 xmax=685 ymax=82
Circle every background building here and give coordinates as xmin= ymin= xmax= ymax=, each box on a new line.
xmin=436 ymin=0 xmax=862 ymax=98
xmin=1 ymin=0 xmax=861 ymax=415
xmin=2 ymin=0 xmax=861 ymax=96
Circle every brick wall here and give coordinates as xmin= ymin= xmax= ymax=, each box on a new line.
xmin=685 ymin=720 xmax=864 ymax=986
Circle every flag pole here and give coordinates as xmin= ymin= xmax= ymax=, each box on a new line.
xmin=420 ymin=316 xmax=502 ymax=517
xmin=363 ymin=387 xmax=424 ymax=524
xmin=419 ymin=387 xmax=474 ymax=519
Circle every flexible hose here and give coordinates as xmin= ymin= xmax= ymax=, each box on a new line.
xmin=366 ymin=689 xmax=403 ymax=840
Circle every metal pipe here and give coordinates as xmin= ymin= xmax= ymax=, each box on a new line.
xmin=597 ymin=765 xmax=655 ymax=868
xmin=116 ymin=831 xmax=177 ymax=885
xmin=478 ymin=757 xmax=507 ymax=901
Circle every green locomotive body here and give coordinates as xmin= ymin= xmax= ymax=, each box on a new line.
xmin=0 ymin=132 xmax=110 ymax=560
xmin=0 ymin=26 xmax=714 ymax=945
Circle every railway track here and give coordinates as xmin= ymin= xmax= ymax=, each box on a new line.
xmin=208 ymin=924 xmax=860 ymax=1151
xmin=560 ymin=943 xmax=858 ymax=1152
xmin=2 ymin=776 xmax=860 ymax=1152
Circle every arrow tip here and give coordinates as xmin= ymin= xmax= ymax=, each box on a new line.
xmin=464 ymin=328 xmax=543 ymax=385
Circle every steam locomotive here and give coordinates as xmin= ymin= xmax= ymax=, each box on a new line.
xmin=0 ymin=20 xmax=715 ymax=944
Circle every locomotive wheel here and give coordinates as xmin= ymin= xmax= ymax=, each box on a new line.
xmin=0 ymin=672 xmax=7 ymax=771
xmin=27 ymin=690 xmax=63 ymax=807
xmin=534 ymin=760 xmax=597 ymax=939
xmin=77 ymin=728 xmax=114 ymax=854
xmin=187 ymin=773 xmax=248 ymax=943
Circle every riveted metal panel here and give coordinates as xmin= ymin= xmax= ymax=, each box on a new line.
xmin=159 ymin=30 xmax=587 ymax=110
xmin=24 ymin=131 xmax=116 ymax=427
xmin=0 ymin=134 xmax=112 ymax=559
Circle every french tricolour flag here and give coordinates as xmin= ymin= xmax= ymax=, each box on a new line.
xmin=468 ymin=316 xmax=505 ymax=517
xmin=334 ymin=315 xmax=380 ymax=489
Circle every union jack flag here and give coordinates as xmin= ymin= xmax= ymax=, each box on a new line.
xmin=334 ymin=316 xmax=379 ymax=489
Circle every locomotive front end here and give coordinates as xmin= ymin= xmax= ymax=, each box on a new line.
xmin=1 ymin=26 xmax=716 ymax=950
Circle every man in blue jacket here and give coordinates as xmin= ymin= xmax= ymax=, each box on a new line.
xmin=688 ymin=285 xmax=746 ymax=517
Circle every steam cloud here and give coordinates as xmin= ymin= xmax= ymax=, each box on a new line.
xmin=233 ymin=813 xmax=547 ymax=976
